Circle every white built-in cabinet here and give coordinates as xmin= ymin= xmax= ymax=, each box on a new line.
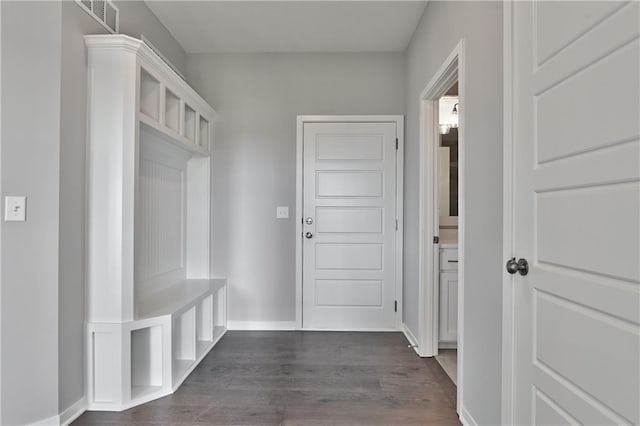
xmin=439 ymin=247 xmax=458 ymax=344
xmin=85 ymin=35 xmax=226 ymax=411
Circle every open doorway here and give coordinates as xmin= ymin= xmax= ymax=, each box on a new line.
xmin=435 ymin=85 xmax=459 ymax=384
xmin=416 ymin=41 xmax=465 ymax=407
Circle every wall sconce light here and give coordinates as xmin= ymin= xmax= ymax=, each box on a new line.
xmin=439 ymin=96 xmax=459 ymax=134
xmin=450 ymin=103 xmax=459 ymax=128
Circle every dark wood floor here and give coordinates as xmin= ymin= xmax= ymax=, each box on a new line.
xmin=74 ymin=331 xmax=459 ymax=425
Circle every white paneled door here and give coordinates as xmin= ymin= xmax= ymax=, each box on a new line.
xmin=302 ymin=121 xmax=399 ymax=329
xmin=508 ymin=1 xmax=639 ymax=424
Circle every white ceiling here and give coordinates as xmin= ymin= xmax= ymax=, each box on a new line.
xmin=145 ymin=1 xmax=428 ymax=53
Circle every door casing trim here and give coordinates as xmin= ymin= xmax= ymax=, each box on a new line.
xmin=417 ymin=40 xmax=466 ymax=415
xmin=295 ymin=115 xmax=405 ymax=330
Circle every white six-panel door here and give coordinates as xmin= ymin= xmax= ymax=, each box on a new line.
xmin=508 ymin=1 xmax=639 ymax=424
xmin=302 ymin=121 xmax=398 ymax=329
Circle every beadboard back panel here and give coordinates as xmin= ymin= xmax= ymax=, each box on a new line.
xmin=135 ymin=127 xmax=190 ymax=290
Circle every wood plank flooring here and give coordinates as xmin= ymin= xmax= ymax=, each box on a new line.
xmin=74 ymin=331 xmax=459 ymax=425
xmin=435 ymin=349 xmax=457 ymax=385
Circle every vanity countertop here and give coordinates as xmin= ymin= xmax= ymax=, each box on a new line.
xmin=439 ymin=228 xmax=458 ymax=248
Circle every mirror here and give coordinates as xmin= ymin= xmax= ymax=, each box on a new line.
xmin=438 ymin=84 xmax=459 ymax=222
xmin=440 ymin=127 xmax=458 ymax=217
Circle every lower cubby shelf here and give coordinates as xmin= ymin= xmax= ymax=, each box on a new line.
xmin=196 ymin=340 xmax=211 ymax=359
xmin=172 ymin=307 xmax=196 ymax=384
xmin=172 ymin=359 xmax=194 ymax=385
xmin=131 ymin=385 xmax=163 ymax=401
xmin=87 ymin=278 xmax=227 ymax=411
xmin=213 ymin=325 xmax=226 ymax=341
xmin=196 ymin=295 xmax=213 ymax=342
xmin=131 ymin=325 xmax=163 ymax=395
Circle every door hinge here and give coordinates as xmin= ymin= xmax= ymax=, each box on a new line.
xmin=394 ymin=300 xmax=398 ymax=312
xmin=434 ymin=236 xmax=439 ymax=244
xmin=395 ymin=138 xmax=399 ymax=150
xmin=395 ymin=219 xmax=398 ymax=231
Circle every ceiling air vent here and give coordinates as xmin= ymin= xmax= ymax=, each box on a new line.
xmin=76 ymin=0 xmax=119 ymax=33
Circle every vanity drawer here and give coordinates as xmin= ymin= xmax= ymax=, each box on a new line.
xmin=440 ymin=248 xmax=458 ymax=270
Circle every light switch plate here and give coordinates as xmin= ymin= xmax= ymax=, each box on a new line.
xmin=5 ymin=196 xmax=27 ymax=222
xmin=276 ymin=206 xmax=289 ymax=219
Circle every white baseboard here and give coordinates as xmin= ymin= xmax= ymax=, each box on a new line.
xmin=60 ymin=397 xmax=87 ymax=426
xmin=459 ymin=405 xmax=478 ymax=426
xmin=439 ymin=341 xmax=458 ymax=350
xmin=30 ymin=413 xmax=60 ymax=426
xmin=301 ymin=328 xmax=398 ymax=332
xmin=29 ymin=396 xmax=86 ymax=426
xmin=227 ymin=321 xmax=405 ymax=332
xmin=227 ymin=320 xmax=297 ymax=331
xmin=401 ymin=323 xmax=420 ymax=355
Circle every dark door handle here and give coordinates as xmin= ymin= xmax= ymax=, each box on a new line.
xmin=506 ymin=257 xmax=528 ymax=276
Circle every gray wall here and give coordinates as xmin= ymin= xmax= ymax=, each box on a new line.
xmin=114 ymin=0 xmax=187 ymax=75
xmin=56 ymin=0 xmax=187 ymax=418
xmin=404 ymin=2 xmax=503 ymax=424
xmin=1 ymin=2 xmax=62 ymax=424
xmin=1 ymin=4 xmax=3 ymax=420
xmin=1 ymin=1 xmax=186 ymax=423
xmin=186 ymin=53 xmax=405 ymax=323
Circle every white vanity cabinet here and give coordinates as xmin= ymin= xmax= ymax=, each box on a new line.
xmin=85 ymin=35 xmax=226 ymax=411
xmin=439 ymin=246 xmax=458 ymax=344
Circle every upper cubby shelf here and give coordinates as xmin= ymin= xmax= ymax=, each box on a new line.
xmin=85 ymin=34 xmax=218 ymax=325
xmin=85 ymin=34 xmax=216 ymax=158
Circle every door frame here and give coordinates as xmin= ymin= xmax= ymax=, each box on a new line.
xmin=295 ymin=115 xmax=405 ymax=330
xmin=501 ymin=2 xmax=516 ymax=423
xmin=416 ymin=40 xmax=465 ymax=409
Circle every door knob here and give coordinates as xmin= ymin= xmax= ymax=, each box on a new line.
xmin=506 ymin=257 xmax=529 ymax=276
xmin=305 ymin=217 xmax=313 ymax=225
xmin=305 ymin=232 xmax=313 ymax=239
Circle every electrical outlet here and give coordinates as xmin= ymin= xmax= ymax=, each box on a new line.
xmin=276 ymin=206 xmax=289 ymax=219
xmin=5 ymin=196 xmax=27 ymax=222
